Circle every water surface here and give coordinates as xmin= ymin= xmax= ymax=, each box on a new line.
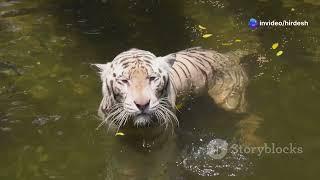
xmin=0 ymin=0 xmax=319 ymax=179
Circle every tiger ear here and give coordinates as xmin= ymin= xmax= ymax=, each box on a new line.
xmin=90 ymin=63 xmax=111 ymax=73
xmin=155 ymin=54 xmax=176 ymax=70
xmin=162 ymin=54 xmax=176 ymax=67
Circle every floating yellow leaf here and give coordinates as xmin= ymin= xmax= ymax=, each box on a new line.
xmin=115 ymin=132 xmax=125 ymax=136
xmin=202 ymin=34 xmax=213 ymax=38
xmin=198 ymin=25 xmax=207 ymax=30
xmin=272 ymin=43 xmax=279 ymax=49
xmin=276 ymin=50 xmax=283 ymax=56
xmin=235 ymin=39 xmax=241 ymax=42
xmin=291 ymin=8 xmax=295 ymax=11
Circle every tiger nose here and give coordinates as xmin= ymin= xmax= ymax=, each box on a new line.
xmin=134 ymin=100 xmax=150 ymax=112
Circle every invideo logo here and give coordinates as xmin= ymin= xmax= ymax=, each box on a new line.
xmin=248 ymin=18 xmax=259 ymax=30
xmin=248 ymin=18 xmax=309 ymax=30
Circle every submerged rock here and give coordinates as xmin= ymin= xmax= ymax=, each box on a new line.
xmin=0 ymin=7 xmax=37 ymax=18
xmin=0 ymin=61 xmax=21 ymax=75
xmin=30 ymin=85 xmax=49 ymax=99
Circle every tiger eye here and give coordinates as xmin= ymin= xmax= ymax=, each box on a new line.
xmin=149 ymin=76 xmax=156 ymax=81
xmin=121 ymin=79 xmax=129 ymax=84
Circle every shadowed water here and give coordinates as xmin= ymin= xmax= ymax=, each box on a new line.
xmin=0 ymin=0 xmax=319 ymax=179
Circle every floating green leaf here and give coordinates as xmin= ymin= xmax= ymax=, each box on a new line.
xmin=36 ymin=146 xmax=44 ymax=153
xmin=39 ymin=154 xmax=49 ymax=162
xmin=176 ymin=103 xmax=183 ymax=110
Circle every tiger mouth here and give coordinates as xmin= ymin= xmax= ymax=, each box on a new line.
xmin=134 ymin=114 xmax=152 ymax=127
xmin=135 ymin=113 xmax=152 ymax=119
xmin=137 ymin=112 xmax=149 ymax=116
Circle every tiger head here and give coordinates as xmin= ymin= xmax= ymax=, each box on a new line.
xmin=94 ymin=49 xmax=178 ymax=129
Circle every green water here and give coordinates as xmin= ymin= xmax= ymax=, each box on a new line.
xmin=0 ymin=0 xmax=319 ymax=179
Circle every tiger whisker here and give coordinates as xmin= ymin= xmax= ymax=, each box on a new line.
xmin=116 ymin=111 xmax=128 ymax=133
xmin=107 ymin=109 xmax=125 ymax=131
xmin=159 ymin=106 xmax=174 ymax=131
xmin=97 ymin=104 xmax=123 ymax=130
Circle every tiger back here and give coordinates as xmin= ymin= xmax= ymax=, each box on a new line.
xmin=169 ymin=47 xmax=248 ymax=112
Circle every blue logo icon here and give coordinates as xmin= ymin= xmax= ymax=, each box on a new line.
xmin=249 ymin=18 xmax=259 ymax=29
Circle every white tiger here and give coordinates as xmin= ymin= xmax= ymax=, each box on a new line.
xmin=93 ymin=47 xmax=248 ymax=130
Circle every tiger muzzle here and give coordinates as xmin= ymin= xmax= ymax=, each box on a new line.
xmin=134 ymin=99 xmax=150 ymax=112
